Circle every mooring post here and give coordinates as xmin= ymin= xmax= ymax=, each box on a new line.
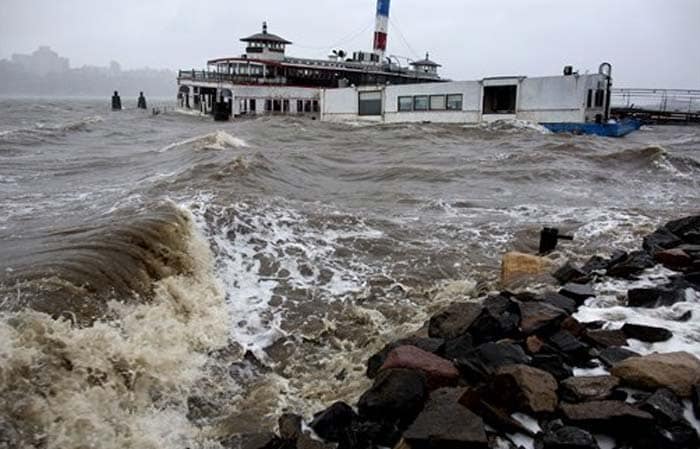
xmin=111 ymin=91 xmax=122 ymax=111
xmin=539 ymin=227 xmax=574 ymax=255
xmin=137 ymin=92 xmax=147 ymax=110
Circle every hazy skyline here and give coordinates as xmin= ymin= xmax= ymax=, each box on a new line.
xmin=1 ymin=0 xmax=698 ymax=89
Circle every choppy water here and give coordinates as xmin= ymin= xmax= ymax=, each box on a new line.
xmin=1 ymin=99 xmax=699 ymax=449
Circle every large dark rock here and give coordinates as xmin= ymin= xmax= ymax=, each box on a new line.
xmin=491 ymin=364 xmax=559 ymax=413
xmin=607 ymin=251 xmax=655 ymax=279
xmin=554 ymin=262 xmax=588 ymax=285
xmin=665 ymin=215 xmax=700 ymax=243
xmin=584 ymin=329 xmax=627 ymax=348
xmin=685 ymin=272 xmax=700 ymax=288
xmin=621 ymin=323 xmax=673 ymax=342
xmin=636 ymin=389 xmax=700 ymax=449
xmin=611 ymin=351 xmax=700 ymax=397
xmin=534 ymin=424 xmax=600 ymax=449
xmin=598 ymin=347 xmax=640 ymax=368
xmin=428 ymin=302 xmax=483 ymax=340
xmin=455 ymin=342 xmax=530 ymax=383
xmin=531 ymin=353 xmax=574 ymax=381
xmin=297 ymin=433 xmax=337 ymax=449
xmin=542 ymin=292 xmax=578 ymax=315
xmin=458 ymin=388 xmax=536 ymax=437
xmin=441 ymin=333 xmax=474 ymax=361
xmin=559 ymin=400 xmax=654 ymax=435
xmin=627 ymin=287 xmax=686 ymax=308
xmin=559 ymin=283 xmax=596 ymax=303
xmin=581 ymin=255 xmax=609 ymax=274
xmin=278 ymin=414 xmax=303 ymax=441
xmin=379 ymin=345 xmax=459 ymax=390
xmin=309 ymin=402 xmax=358 ymax=442
xmin=655 ymin=248 xmax=693 ymax=270
xmin=221 ymin=433 xmax=283 ymax=449
xmin=366 ymin=337 xmax=444 ymax=379
xmin=357 ymin=368 xmax=428 ymax=428
xmin=519 ymin=301 xmax=568 ymax=335
xmin=548 ymin=330 xmax=591 ymax=362
xmin=402 ymin=388 xmax=488 ymax=449
xmin=643 ymin=227 xmax=683 ymax=254
xmin=641 ymin=388 xmax=687 ymax=425
xmin=468 ymin=294 xmax=520 ymax=345
xmin=693 ymin=385 xmax=700 ymax=419
xmin=560 ymin=376 xmax=620 ymax=402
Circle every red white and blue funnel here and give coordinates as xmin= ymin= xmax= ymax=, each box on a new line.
xmin=373 ymin=0 xmax=390 ymax=60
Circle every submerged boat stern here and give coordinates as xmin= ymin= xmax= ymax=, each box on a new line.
xmin=542 ymin=118 xmax=643 ymax=137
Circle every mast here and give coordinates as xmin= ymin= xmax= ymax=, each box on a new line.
xmin=373 ymin=0 xmax=390 ymax=62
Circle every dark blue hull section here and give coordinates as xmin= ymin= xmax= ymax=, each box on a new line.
xmin=542 ymin=119 xmax=642 ymax=137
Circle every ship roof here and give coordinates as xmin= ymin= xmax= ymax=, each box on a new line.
xmin=410 ymin=53 xmax=441 ymax=67
xmin=240 ymin=22 xmax=292 ymax=44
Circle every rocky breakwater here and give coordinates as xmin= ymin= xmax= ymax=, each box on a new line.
xmin=222 ymin=215 xmax=700 ymax=449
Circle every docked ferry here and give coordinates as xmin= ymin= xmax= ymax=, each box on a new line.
xmin=176 ymin=0 xmax=640 ymax=137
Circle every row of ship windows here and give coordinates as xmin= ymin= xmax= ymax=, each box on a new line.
xmin=398 ymin=94 xmax=464 ymax=112
xmin=242 ymin=99 xmax=319 ymax=113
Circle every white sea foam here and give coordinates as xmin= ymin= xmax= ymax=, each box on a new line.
xmin=159 ymin=130 xmax=248 ymax=152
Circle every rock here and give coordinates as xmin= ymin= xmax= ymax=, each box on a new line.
xmin=692 ymin=385 xmax=700 ymax=419
xmin=611 ymin=351 xmax=700 ymax=397
xmin=309 ymin=402 xmax=357 ymax=442
xmin=549 ymin=330 xmax=591 ymax=361
xmin=560 ymin=317 xmax=587 ymax=338
xmin=441 ymin=333 xmax=474 ymax=361
xmin=380 ymin=345 xmax=459 ymax=390
xmin=621 ymin=323 xmax=673 ymax=342
xmin=357 ymin=368 xmax=427 ymax=428
xmin=501 ymin=252 xmax=555 ymax=286
xmin=607 ymin=251 xmax=655 ymax=279
xmin=402 ymin=387 xmax=488 ymax=449
xmin=560 ymin=376 xmax=620 ymax=402
xmin=278 ymin=413 xmax=302 ymax=441
xmin=627 ymin=287 xmax=686 ymax=308
xmin=641 ymin=388 xmax=687 ymax=425
xmin=367 ymin=337 xmax=444 ymax=379
xmin=428 ymin=302 xmax=483 ymax=340
xmin=458 ymin=388 xmax=536 ymax=437
xmin=531 ymin=353 xmax=574 ymax=381
xmin=534 ymin=425 xmax=600 ymax=449
xmin=519 ymin=301 xmax=568 ymax=335
xmin=665 ymin=215 xmax=700 ymax=243
xmin=526 ymin=335 xmax=545 ymax=354
xmin=655 ymin=248 xmax=693 ymax=269
xmin=643 ymin=227 xmax=683 ymax=254
xmin=542 ymin=292 xmax=578 ymax=315
xmin=685 ymin=272 xmax=700 ymax=288
xmin=187 ymin=395 xmax=219 ymax=422
xmin=598 ymin=347 xmax=640 ymax=368
xmin=584 ymin=329 xmax=627 ymax=348
xmin=559 ymin=401 xmax=654 ymax=435
xmin=297 ymin=433 xmax=337 ymax=449
xmin=468 ymin=294 xmax=521 ymax=344
xmin=581 ymin=255 xmax=609 ymax=274
xmin=554 ymin=262 xmax=588 ymax=285
xmin=492 ymin=364 xmax=559 ymax=413
xmin=559 ymin=283 xmax=596 ymax=303
xmin=637 ymin=389 xmax=700 ymax=449
xmin=455 ymin=342 xmax=530 ymax=383
xmin=675 ymin=310 xmax=692 ymax=322
xmin=221 ymin=433 xmax=283 ymax=449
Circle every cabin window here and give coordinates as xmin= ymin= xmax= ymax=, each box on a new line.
xmin=304 ymin=101 xmax=312 ymax=113
xmin=483 ymin=85 xmax=517 ymax=114
xmin=587 ymin=90 xmax=593 ymax=108
xmin=430 ymin=95 xmax=446 ymax=111
xmin=265 ymin=99 xmax=272 ymax=112
xmin=283 ymin=100 xmax=290 ymax=112
xmin=398 ymin=96 xmax=413 ymax=112
xmin=297 ymin=100 xmax=303 ymax=113
xmin=594 ymin=89 xmax=605 ymax=108
xmin=359 ymin=91 xmax=382 ymax=116
xmin=249 ymin=99 xmax=256 ymax=112
xmin=273 ymin=100 xmax=282 ymax=112
xmin=312 ymin=100 xmax=319 ymax=113
xmin=413 ymin=96 xmax=429 ymax=111
xmin=447 ymin=94 xmax=463 ymax=111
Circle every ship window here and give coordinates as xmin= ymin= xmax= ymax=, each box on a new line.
xmin=250 ymin=99 xmax=256 ymax=112
xmin=594 ymin=89 xmax=605 ymax=108
xmin=447 ymin=94 xmax=463 ymax=110
xmin=304 ymin=101 xmax=312 ymax=113
xmin=297 ymin=100 xmax=303 ymax=113
xmin=398 ymin=96 xmax=413 ymax=112
xmin=265 ymin=99 xmax=272 ymax=112
xmin=430 ymin=95 xmax=446 ymax=111
xmin=483 ymin=85 xmax=517 ymax=114
xmin=283 ymin=100 xmax=290 ymax=112
xmin=359 ymin=91 xmax=382 ymax=116
xmin=312 ymin=100 xmax=319 ymax=113
xmin=413 ymin=95 xmax=429 ymax=111
xmin=273 ymin=100 xmax=282 ymax=112
xmin=587 ymin=89 xmax=593 ymax=108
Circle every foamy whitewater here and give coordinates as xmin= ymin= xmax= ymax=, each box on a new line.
xmin=0 ymin=99 xmax=699 ymax=448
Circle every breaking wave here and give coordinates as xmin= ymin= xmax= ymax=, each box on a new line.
xmin=0 ymin=116 xmax=104 ymax=144
xmin=159 ymin=131 xmax=248 ymax=153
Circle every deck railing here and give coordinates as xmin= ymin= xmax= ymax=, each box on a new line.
xmin=177 ymin=70 xmax=287 ymax=85
xmin=611 ymin=88 xmax=700 ymax=114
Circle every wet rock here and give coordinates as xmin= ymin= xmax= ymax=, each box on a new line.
xmin=607 ymin=251 xmax=655 ymax=279
xmin=526 ymin=335 xmax=545 ymax=354
xmin=627 ymin=287 xmax=686 ymax=308
xmin=357 ymin=368 xmax=428 ymax=428
xmin=560 ymin=376 xmax=620 ymax=402
xmin=441 ymin=333 xmax=474 ymax=361
xmin=598 ymin=347 xmax=640 ymax=368
xmin=337 ymin=419 xmax=400 ymax=449
xmin=380 ymin=345 xmax=459 ymax=390
xmin=310 ymin=402 xmax=358 ymax=442
xmin=459 ymin=388 xmax=536 ymax=437
xmin=692 ymin=385 xmax=700 ymax=419
xmin=675 ymin=310 xmax=692 ymax=322
xmin=531 ymin=353 xmax=574 ymax=381
xmin=501 ymin=251 xmax=554 ymax=287
xmin=643 ymin=227 xmax=683 ymax=254
xmin=581 ymin=255 xmax=609 ymax=274
xmin=655 ymin=248 xmax=693 ymax=270
xmin=428 ymin=302 xmax=483 ymax=340
xmin=403 ymin=387 xmax=488 ymax=449
xmin=685 ymin=272 xmax=700 ymax=288
xmin=548 ymin=330 xmax=591 ymax=362
xmin=186 ymin=395 xmax=219 ymax=422
xmin=665 ymin=215 xmax=700 ymax=243
xmin=560 ymin=317 xmax=587 ymax=338
xmin=542 ymin=292 xmax=578 ymax=315
xmin=584 ymin=329 xmax=627 ymax=348
xmin=469 ymin=294 xmax=521 ymax=344
xmin=641 ymin=388 xmax=686 ymax=425
xmin=621 ymin=323 xmax=673 ymax=342
xmin=278 ymin=413 xmax=303 ymax=441
xmin=559 ymin=283 xmax=596 ymax=303
xmin=534 ymin=425 xmax=600 ymax=449
xmin=221 ymin=433 xmax=283 ymax=449
xmin=559 ymin=400 xmax=654 ymax=435
xmin=611 ymin=351 xmax=700 ymax=397
xmin=367 ymin=337 xmax=444 ymax=379
xmin=554 ymin=262 xmax=588 ymax=285
xmin=519 ymin=301 xmax=568 ymax=335
xmin=492 ymin=364 xmax=559 ymax=413
xmin=455 ymin=342 xmax=530 ymax=383
xmin=297 ymin=433 xmax=337 ymax=449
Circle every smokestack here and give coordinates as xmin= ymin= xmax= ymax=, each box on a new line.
xmin=373 ymin=0 xmax=390 ymax=61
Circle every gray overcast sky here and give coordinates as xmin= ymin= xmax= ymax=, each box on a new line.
xmin=1 ymin=0 xmax=698 ymax=88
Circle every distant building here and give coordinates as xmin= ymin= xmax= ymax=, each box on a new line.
xmin=11 ymin=46 xmax=69 ymax=76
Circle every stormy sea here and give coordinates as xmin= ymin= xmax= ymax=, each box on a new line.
xmin=1 ymin=98 xmax=699 ymax=449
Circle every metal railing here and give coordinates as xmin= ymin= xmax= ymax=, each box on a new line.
xmin=177 ymin=70 xmax=287 ymax=85
xmin=611 ymin=88 xmax=700 ymax=114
